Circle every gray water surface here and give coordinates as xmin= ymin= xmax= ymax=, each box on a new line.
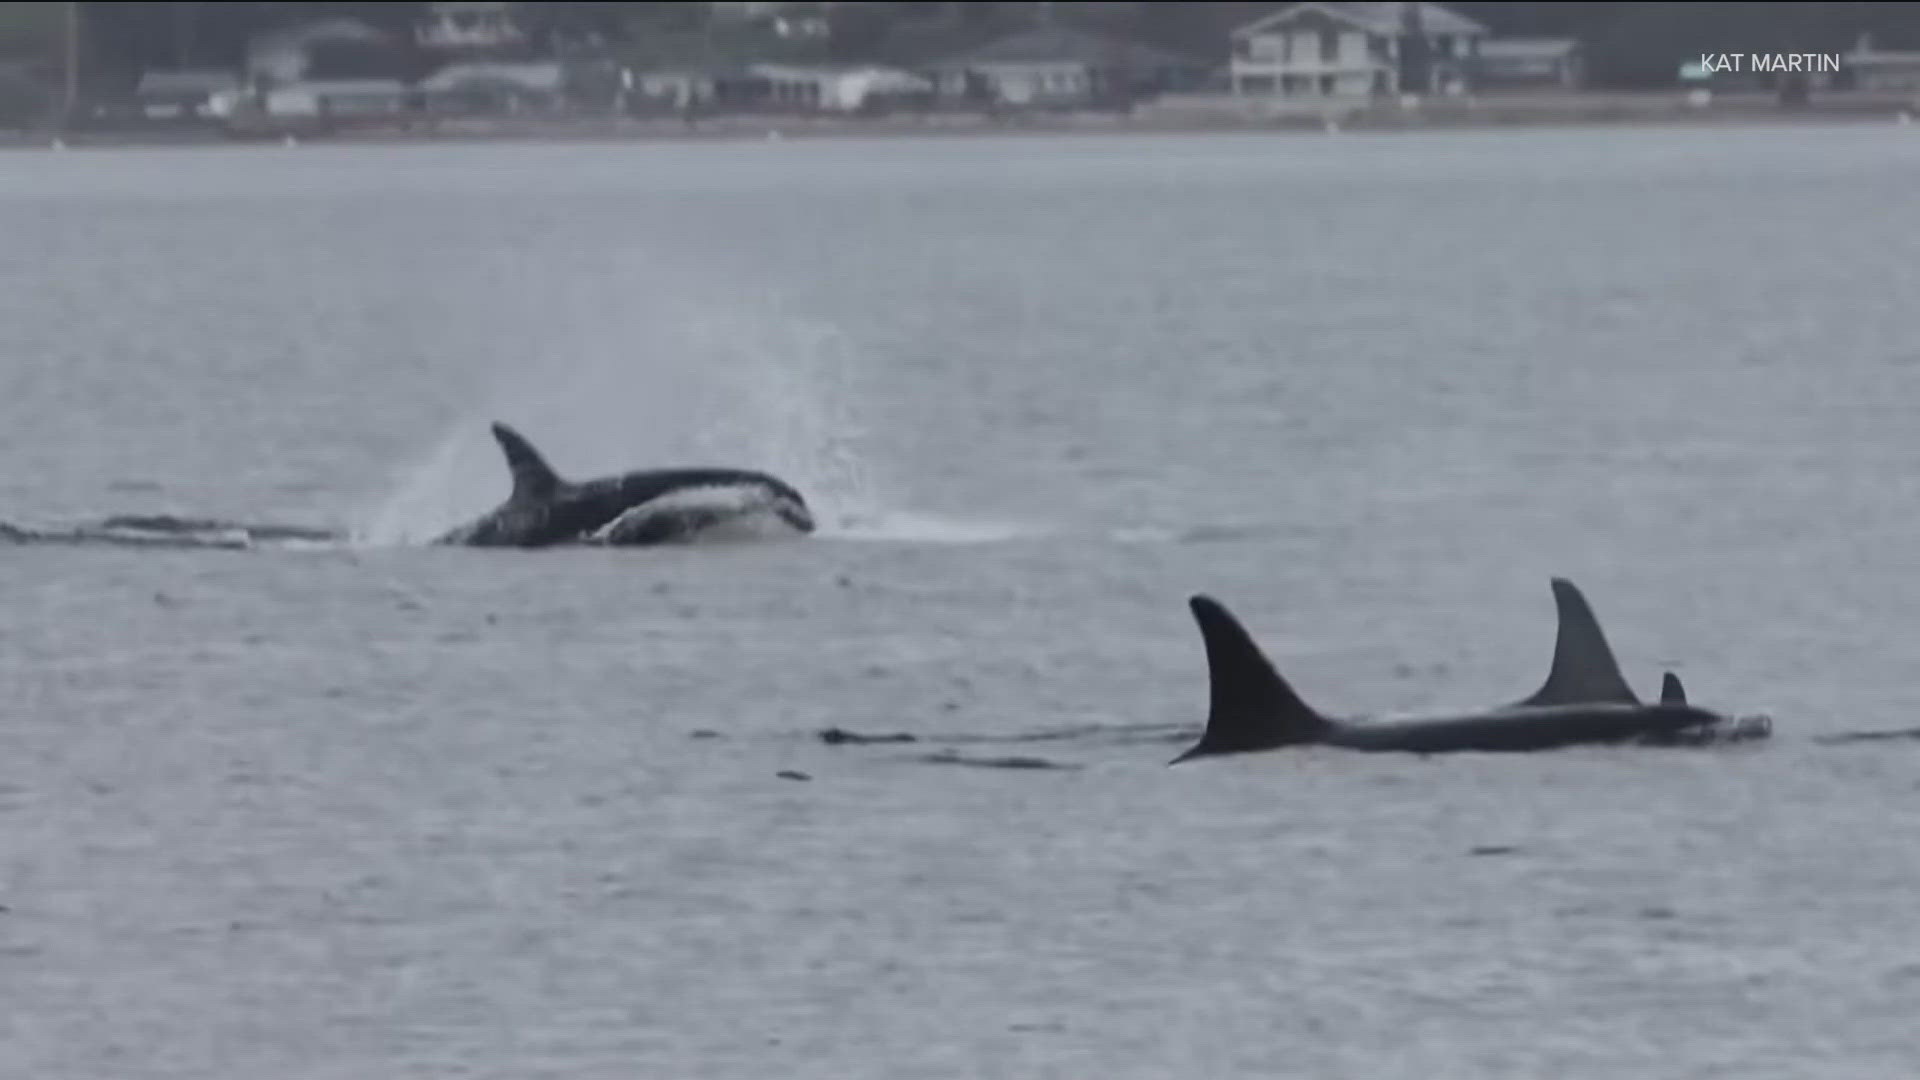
xmin=5 ymin=126 xmax=1920 ymax=1079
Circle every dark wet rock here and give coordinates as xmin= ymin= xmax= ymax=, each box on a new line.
xmin=688 ymin=730 xmax=723 ymax=741
xmin=776 ymin=770 xmax=811 ymax=782
xmin=1468 ymin=845 xmax=1520 ymax=857
xmin=819 ymin=728 xmax=918 ymax=746
xmin=916 ymin=750 xmax=1082 ymax=771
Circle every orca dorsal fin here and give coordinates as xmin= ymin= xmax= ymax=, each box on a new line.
xmin=490 ymin=421 xmax=563 ymax=502
xmin=1173 ymin=595 xmax=1333 ymax=763
xmin=1515 ymin=577 xmax=1639 ymax=708
xmin=1660 ymin=672 xmax=1687 ymax=705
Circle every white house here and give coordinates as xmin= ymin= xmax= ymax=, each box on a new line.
xmin=135 ymin=69 xmax=241 ymax=118
xmin=263 ymin=79 xmax=413 ymax=118
xmin=1229 ymin=1 xmax=1489 ymax=99
xmin=747 ymin=64 xmax=931 ymax=112
xmin=420 ymin=60 xmax=568 ymax=113
xmin=414 ymin=1 xmax=528 ymax=52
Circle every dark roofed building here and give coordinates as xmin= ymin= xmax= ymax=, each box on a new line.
xmin=924 ymin=25 xmax=1209 ymax=108
xmin=135 ymin=69 xmax=242 ymax=119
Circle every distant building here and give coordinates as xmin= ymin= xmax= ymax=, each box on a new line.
xmin=1843 ymin=36 xmax=1920 ymax=92
xmin=420 ymin=60 xmax=567 ymax=114
xmin=414 ymin=2 xmax=528 ymax=53
xmin=245 ymin=18 xmax=409 ymax=84
xmin=1229 ymin=2 xmax=1489 ymax=99
xmin=627 ymin=63 xmax=926 ymax=115
xmin=632 ymin=66 xmax=760 ymax=112
xmin=135 ymin=69 xmax=241 ymax=119
xmin=748 ymin=64 xmax=933 ymax=112
xmin=926 ymin=25 xmax=1207 ymax=108
xmin=633 ymin=68 xmax=718 ymax=110
xmin=263 ymin=79 xmax=414 ymax=119
xmin=1473 ymin=38 xmax=1582 ymax=90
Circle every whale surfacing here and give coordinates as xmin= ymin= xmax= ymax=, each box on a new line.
xmin=1172 ymin=583 xmax=1763 ymax=763
xmin=435 ymin=421 xmax=816 ymax=549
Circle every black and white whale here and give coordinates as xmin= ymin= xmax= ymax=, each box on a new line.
xmin=1171 ymin=587 xmax=1766 ymax=764
xmin=434 ymin=421 xmax=816 ymax=548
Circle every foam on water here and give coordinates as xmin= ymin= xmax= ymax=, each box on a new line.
xmin=820 ymin=509 xmax=1045 ymax=544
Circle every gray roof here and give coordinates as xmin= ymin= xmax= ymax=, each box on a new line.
xmin=935 ymin=26 xmax=1201 ymax=71
xmin=421 ymin=61 xmax=566 ymax=92
xmin=1234 ymin=3 xmax=1489 ymax=40
xmin=136 ymin=69 xmax=241 ymax=96
xmin=1477 ymin=38 xmax=1580 ymax=61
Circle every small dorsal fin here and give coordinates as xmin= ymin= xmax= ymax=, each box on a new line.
xmin=1172 ymin=595 xmax=1333 ymax=764
xmin=490 ymin=421 xmax=563 ymax=502
xmin=1514 ymin=577 xmax=1639 ymax=708
xmin=1660 ymin=672 xmax=1687 ymax=705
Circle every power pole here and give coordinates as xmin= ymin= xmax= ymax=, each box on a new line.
xmin=61 ymin=0 xmax=80 ymax=130
xmin=174 ymin=1 xmax=200 ymax=68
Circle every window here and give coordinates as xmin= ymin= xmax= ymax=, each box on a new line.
xmin=1321 ymin=30 xmax=1339 ymax=62
xmin=1433 ymin=35 xmax=1454 ymax=58
xmin=1319 ymin=74 xmax=1336 ymax=94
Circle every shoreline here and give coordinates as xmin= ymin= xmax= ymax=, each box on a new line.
xmin=5 ymin=91 xmax=1916 ymax=150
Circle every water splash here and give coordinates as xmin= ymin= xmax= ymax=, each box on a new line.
xmin=357 ymin=291 xmax=892 ymax=546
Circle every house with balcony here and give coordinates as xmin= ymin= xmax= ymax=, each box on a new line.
xmin=1229 ymin=2 xmax=1488 ymax=99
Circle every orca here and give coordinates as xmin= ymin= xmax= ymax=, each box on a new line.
xmin=1170 ymin=594 xmax=1747 ymax=764
xmin=1508 ymin=577 xmax=1686 ymax=710
xmin=434 ymin=422 xmax=816 ymax=548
